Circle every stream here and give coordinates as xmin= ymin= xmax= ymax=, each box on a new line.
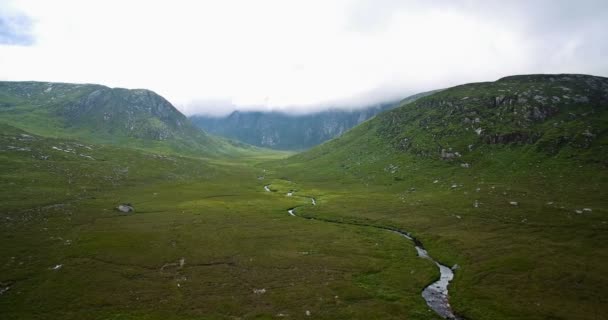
xmin=265 ymin=185 xmax=460 ymax=319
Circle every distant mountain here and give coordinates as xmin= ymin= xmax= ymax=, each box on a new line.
xmin=0 ymin=81 xmax=257 ymax=156
xmin=190 ymin=91 xmax=436 ymax=150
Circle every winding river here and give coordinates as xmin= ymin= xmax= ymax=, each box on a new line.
xmin=264 ymin=185 xmax=460 ymax=319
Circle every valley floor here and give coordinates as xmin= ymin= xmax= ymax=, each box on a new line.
xmin=1 ymin=127 xmax=606 ymax=319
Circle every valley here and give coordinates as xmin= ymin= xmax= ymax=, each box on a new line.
xmin=1 ymin=74 xmax=607 ymax=320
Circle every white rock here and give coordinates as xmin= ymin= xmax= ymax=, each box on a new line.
xmin=117 ymin=204 xmax=134 ymax=213
xmin=509 ymin=201 xmax=519 ymax=206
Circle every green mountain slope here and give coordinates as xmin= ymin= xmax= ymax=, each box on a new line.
xmin=294 ymin=74 xmax=607 ymax=165
xmin=0 ymin=81 xmax=259 ymax=156
xmin=272 ymin=74 xmax=608 ymax=319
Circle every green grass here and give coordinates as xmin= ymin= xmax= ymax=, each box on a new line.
xmin=267 ymin=123 xmax=607 ymax=319
xmin=0 ymin=125 xmax=441 ymax=320
xmin=1 ymin=74 xmax=607 ymax=319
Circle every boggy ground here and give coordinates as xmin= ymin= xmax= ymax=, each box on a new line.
xmin=1 ymin=125 xmax=607 ymax=319
xmin=0 ymin=127 xmax=441 ymax=319
xmin=269 ymin=143 xmax=607 ymax=320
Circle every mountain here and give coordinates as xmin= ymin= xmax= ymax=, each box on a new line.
xmin=190 ymin=91 xmax=436 ymax=150
xmin=0 ymin=81 xmax=257 ymax=156
xmin=291 ymin=74 xmax=607 ymax=166
xmin=275 ymin=74 xmax=607 ymax=319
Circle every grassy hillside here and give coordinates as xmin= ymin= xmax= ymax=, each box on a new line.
xmin=270 ymin=74 xmax=608 ymax=319
xmin=0 ymin=81 xmax=261 ymax=157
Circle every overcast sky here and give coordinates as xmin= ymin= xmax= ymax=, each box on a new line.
xmin=1 ymin=0 xmax=607 ymax=116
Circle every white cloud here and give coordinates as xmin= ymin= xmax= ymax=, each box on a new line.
xmin=1 ymin=0 xmax=607 ymax=115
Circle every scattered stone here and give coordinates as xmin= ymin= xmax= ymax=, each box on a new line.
xmin=452 ymin=264 xmax=460 ymax=271
xmin=451 ymin=184 xmax=458 ymax=189
xmin=7 ymin=146 xmax=31 ymax=152
xmin=509 ymin=201 xmax=519 ymax=206
xmin=50 ymin=264 xmax=63 ymax=270
xmin=117 ymin=203 xmax=134 ymax=213
xmin=253 ymin=288 xmax=266 ymax=294
xmin=460 ymin=163 xmax=470 ymax=168
xmin=475 ymin=128 xmax=483 ymax=135
xmin=572 ymin=95 xmax=589 ymax=103
xmin=583 ymin=208 xmax=592 ymax=212
xmin=441 ymin=149 xmax=458 ymax=160
xmin=582 ymin=129 xmax=595 ymax=138
xmin=433 ymin=180 xmax=439 ymax=184
xmin=385 ymin=164 xmax=399 ymax=174
xmin=305 ymin=310 xmax=311 ymax=316
xmin=473 ymin=200 xmax=479 ymax=208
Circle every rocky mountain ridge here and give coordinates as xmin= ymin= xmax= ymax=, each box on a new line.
xmin=190 ymin=90 xmax=437 ymax=150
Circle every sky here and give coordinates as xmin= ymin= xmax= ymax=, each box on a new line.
xmin=1 ymin=0 xmax=607 ymax=116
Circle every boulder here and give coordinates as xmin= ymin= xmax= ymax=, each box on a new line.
xmin=117 ymin=203 xmax=134 ymax=213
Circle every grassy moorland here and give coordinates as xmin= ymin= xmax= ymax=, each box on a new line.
xmin=1 ymin=74 xmax=607 ymax=320
xmin=0 ymin=124 xmax=442 ymax=320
